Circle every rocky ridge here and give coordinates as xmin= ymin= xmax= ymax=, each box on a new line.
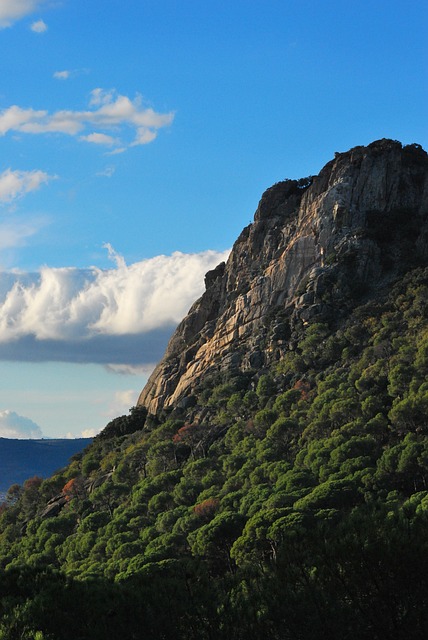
xmin=138 ymin=140 xmax=428 ymax=415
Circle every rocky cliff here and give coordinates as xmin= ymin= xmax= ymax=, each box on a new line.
xmin=138 ymin=139 xmax=428 ymax=414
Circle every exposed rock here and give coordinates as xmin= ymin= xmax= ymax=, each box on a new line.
xmin=138 ymin=140 xmax=428 ymax=414
xmin=39 ymin=494 xmax=68 ymax=519
xmin=37 ymin=472 xmax=114 ymax=520
xmin=85 ymin=471 xmax=113 ymax=494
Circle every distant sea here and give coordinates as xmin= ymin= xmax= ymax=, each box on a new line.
xmin=0 ymin=437 xmax=92 ymax=495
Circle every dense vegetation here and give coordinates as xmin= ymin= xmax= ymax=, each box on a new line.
xmin=1 ymin=267 xmax=428 ymax=639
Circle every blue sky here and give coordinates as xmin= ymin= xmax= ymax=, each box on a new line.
xmin=0 ymin=0 xmax=426 ymax=438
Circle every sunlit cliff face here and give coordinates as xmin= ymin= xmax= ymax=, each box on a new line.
xmin=138 ymin=141 xmax=428 ymax=414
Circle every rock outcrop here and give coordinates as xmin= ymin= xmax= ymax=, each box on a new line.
xmin=138 ymin=140 xmax=428 ymax=414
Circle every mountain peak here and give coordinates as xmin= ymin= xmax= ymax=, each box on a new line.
xmin=138 ymin=140 xmax=428 ymax=414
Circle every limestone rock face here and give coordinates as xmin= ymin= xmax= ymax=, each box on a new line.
xmin=138 ymin=140 xmax=428 ymax=414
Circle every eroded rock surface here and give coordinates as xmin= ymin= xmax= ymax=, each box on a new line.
xmin=138 ymin=140 xmax=428 ymax=414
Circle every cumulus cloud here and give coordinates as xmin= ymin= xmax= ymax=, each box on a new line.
xmin=131 ymin=128 xmax=157 ymax=146
xmin=80 ymin=428 xmax=101 ymax=438
xmin=0 ymin=409 xmax=43 ymax=439
xmin=0 ymin=88 xmax=174 ymax=151
xmin=89 ymin=88 xmax=113 ymax=106
xmin=0 ymin=247 xmax=230 ymax=364
xmin=0 ymin=0 xmax=45 ymax=29
xmin=104 ymin=390 xmax=139 ymax=421
xmin=0 ymin=168 xmax=53 ymax=204
xmin=30 ymin=18 xmax=47 ymax=32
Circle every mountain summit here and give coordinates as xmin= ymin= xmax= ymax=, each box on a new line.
xmin=138 ymin=139 xmax=428 ymax=414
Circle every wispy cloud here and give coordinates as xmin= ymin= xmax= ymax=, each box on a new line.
xmin=53 ymin=70 xmax=70 ymax=80
xmin=53 ymin=69 xmax=89 ymax=81
xmin=0 ymin=168 xmax=53 ymax=205
xmin=0 ymin=248 xmax=230 ymax=364
xmin=30 ymin=18 xmax=47 ymax=32
xmin=0 ymin=409 xmax=43 ymax=438
xmin=96 ymin=166 xmax=116 ymax=178
xmin=80 ymin=132 xmax=119 ymax=146
xmin=0 ymin=216 xmax=47 ymax=253
xmin=0 ymin=1 xmax=46 ymax=29
xmin=105 ymin=364 xmax=154 ymax=376
xmin=106 ymin=147 xmax=126 ymax=156
xmin=0 ymin=88 xmax=174 ymax=151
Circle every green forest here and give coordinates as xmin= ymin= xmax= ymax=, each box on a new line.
xmin=1 ymin=266 xmax=428 ymax=639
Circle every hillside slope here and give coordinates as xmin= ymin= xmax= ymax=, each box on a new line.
xmin=0 ymin=140 xmax=427 ymax=640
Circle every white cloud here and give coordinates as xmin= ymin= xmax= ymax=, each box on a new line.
xmin=0 ymin=217 xmax=47 ymax=253
xmin=80 ymin=132 xmax=119 ymax=146
xmin=0 ymin=247 xmax=230 ymax=346
xmin=106 ymin=147 xmax=126 ymax=156
xmin=0 ymin=168 xmax=53 ymax=204
xmin=130 ymin=128 xmax=157 ymax=146
xmin=0 ymin=409 xmax=43 ymax=438
xmin=0 ymin=106 xmax=50 ymax=135
xmin=80 ymin=427 xmax=101 ymax=438
xmin=104 ymin=389 xmax=138 ymax=419
xmin=105 ymin=363 xmax=155 ymax=376
xmin=96 ymin=166 xmax=116 ymax=178
xmin=53 ymin=70 xmax=70 ymax=80
xmin=115 ymin=390 xmax=136 ymax=406
xmin=0 ymin=89 xmax=174 ymax=151
xmin=89 ymin=88 xmax=114 ymax=107
xmin=53 ymin=69 xmax=89 ymax=81
xmin=30 ymin=18 xmax=47 ymax=32
xmin=0 ymin=0 xmax=44 ymax=29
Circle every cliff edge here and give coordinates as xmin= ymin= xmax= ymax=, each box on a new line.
xmin=138 ymin=140 xmax=428 ymax=414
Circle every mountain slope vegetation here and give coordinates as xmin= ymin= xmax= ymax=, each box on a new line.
xmin=0 ymin=266 xmax=427 ymax=639
xmin=0 ymin=141 xmax=427 ymax=639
